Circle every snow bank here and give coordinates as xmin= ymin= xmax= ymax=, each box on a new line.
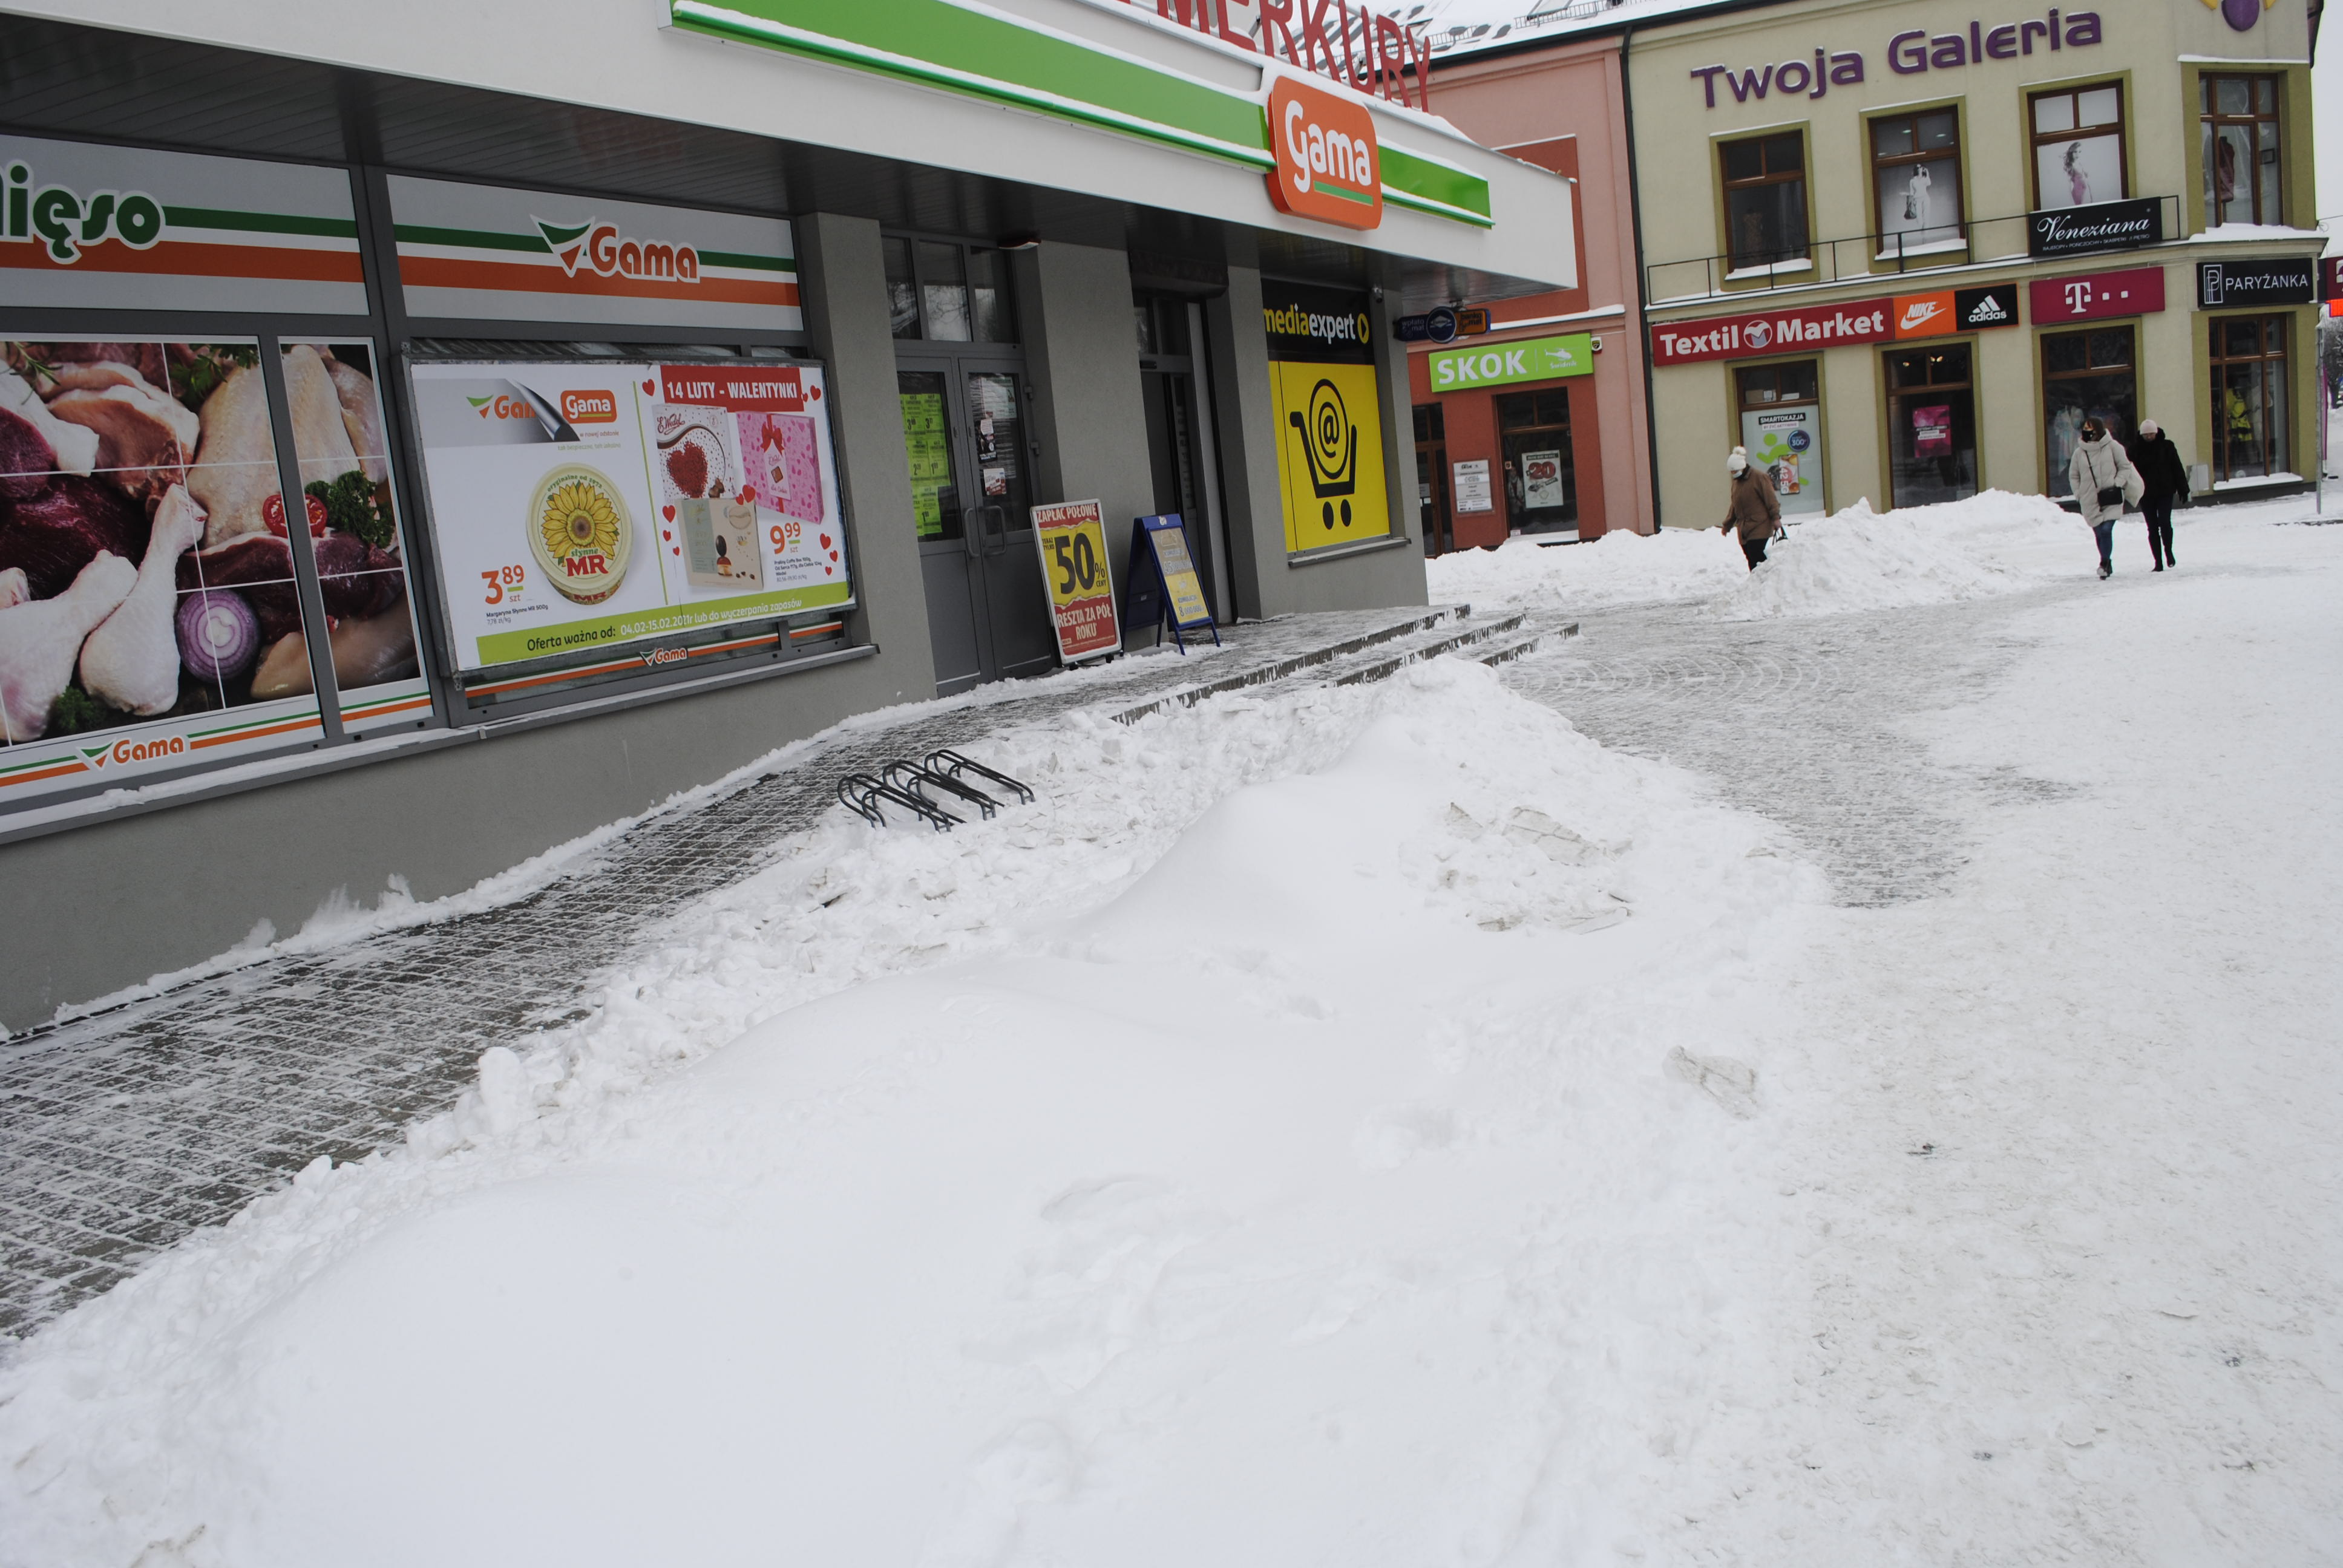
xmin=0 ymin=660 xmax=1825 ymax=1568
xmin=1424 ymin=526 xmax=1748 ymax=612
xmin=1427 ymin=489 xmax=2082 ymax=621
xmin=1715 ymin=490 xmax=2073 ymax=621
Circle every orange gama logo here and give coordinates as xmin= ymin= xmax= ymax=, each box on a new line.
xmin=560 ymin=388 xmax=618 ymax=424
xmin=1265 ymin=74 xmax=1383 ymax=231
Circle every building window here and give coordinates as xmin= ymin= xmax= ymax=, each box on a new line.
xmin=2030 ymin=82 xmax=2127 ymax=211
xmin=1871 ymin=109 xmax=1964 ymax=256
xmin=1720 ymin=131 xmax=1810 ymax=273
xmin=1733 ymin=360 xmax=1824 ymax=515
xmin=1495 ymin=388 xmax=1575 ymax=529
xmin=1883 ymin=342 xmax=1977 ymax=509
xmin=2201 ymin=74 xmax=2283 ymax=228
xmin=2042 ymin=327 xmax=2136 ymax=497
xmin=2209 ymin=315 xmax=2289 ymax=483
xmin=883 ymin=237 xmax=1017 ymax=343
xmin=1412 ymin=403 xmax=1450 ymax=556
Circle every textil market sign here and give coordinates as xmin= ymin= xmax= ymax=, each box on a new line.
xmin=665 ymin=0 xmax=1492 ymax=228
xmin=1427 ymin=332 xmax=1594 ymax=389
xmin=1688 ymin=8 xmax=2105 ymax=109
xmin=1651 ymin=299 xmax=1892 ymax=367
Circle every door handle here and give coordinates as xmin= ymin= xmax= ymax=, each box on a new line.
xmin=977 ymin=504 xmax=1008 ymax=558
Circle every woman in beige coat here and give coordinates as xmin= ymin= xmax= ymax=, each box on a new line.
xmin=1719 ymin=446 xmax=1781 ymax=570
xmin=2068 ymin=417 xmax=2141 ymax=580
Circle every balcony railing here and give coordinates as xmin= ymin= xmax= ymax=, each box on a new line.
xmin=1644 ymin=195 xmax=2183 ymax=306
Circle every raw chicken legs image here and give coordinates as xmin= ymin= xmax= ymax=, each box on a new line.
xmin=0 ymin=550 xmax=136 ymax=742
xmin=80 ymin=485 xmax=207 ymax=716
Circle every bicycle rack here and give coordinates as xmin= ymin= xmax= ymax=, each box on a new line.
xmin=924 ymin=748 xmax=1035 ymax=805
xmin=883 ymin=760 xmax=1000 ymax=820
xmin=836 ymin=773 xmax=960 ymax=831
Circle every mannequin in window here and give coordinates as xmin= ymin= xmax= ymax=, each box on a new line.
xmin=2214 ymin=134 xmax=2239 ymax=223
xmin=1906 ymin=163 xmax=1933 ymax=230
xmin=2063 ymin=142 xmax=2093 ymax=206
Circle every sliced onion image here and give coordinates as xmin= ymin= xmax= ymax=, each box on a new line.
xmin=177 ymin=589 xmax=260 ymax=681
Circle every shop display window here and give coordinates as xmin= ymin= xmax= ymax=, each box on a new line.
xmin=1 ymin=337 xmax=322 ymax=754
xmin=886 ymin=237 xmax=1019 ymax=345
xmin=1495 ymin=388 xmax=1573 ymax=531
xmin=1883 ymin=343 xmax=1978 ymax=509
xmin=1719 ymin=131 xmax=1810 ymax=274
xmin=2201 ymin=75 xmax=2284 ymax=229
xmin=2042 ymin=327 xmax=2136 ymax=496
xmin=1412 ymin=402 xmax=1449 ymax=557
xmin=2208 ymin=316 xmax=2289 ymax=484
xmin=1734 ymin=360 xmax=1826 ymax=515
xmin=1870 ymin=109 xmax=1964 ymax=256
xmin=2030 ymin=83 xmax=2128 ymax=212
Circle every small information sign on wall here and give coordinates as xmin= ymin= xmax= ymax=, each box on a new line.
xmin=1452 ymin=459 xmax=1494 ymax=514
xmin=1031 ymin=499 xmax=1118 ymax=663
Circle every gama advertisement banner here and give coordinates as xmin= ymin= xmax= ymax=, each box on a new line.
xmin=388 ymin=175 xmax=799 ymax=331
xmin=1263 ymin=281 xmax=1390 ymax=554
xmin=0 ymin=133 xmax=366 ymax=316
xmin=410 ymin=359 xmax=849 ymax=672
xmin=1651 ymin=298 xmax=1892 ymax=367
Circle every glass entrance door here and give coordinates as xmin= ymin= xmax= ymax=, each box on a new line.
xmin=1135 ymin=293 xmax=1231 ymax=621
xmin=1884 ymin=341 xmax=1978 ymax=509
xmin=1495 ymin=387 xmax=1576 ymax=534
xmin=899 ymin=358 xmax=1055 ymax=694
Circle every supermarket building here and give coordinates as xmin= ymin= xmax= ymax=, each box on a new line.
xmin=0 ymin=0 xmax=1577 ymax=1028
xmin=1626 ymin=0 xmax=2325 ymax=525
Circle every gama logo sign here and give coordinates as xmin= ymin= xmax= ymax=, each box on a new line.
xmin=1265 ymin=74 xmax=1382 ymax=231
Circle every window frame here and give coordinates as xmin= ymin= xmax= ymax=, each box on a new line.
xmin=2027 ymin=79 xmax=2130 ymax=212
xmin=1879 ymin=338 xmax=1981 ymax=510
xmin=1715 ymin=128 xmax=1814 ymax=276
xmin=2037 ymin=322 xmax=2140 ymax=498
xmin=1867 ymin=103 xmax=1967 ymax=258
xmin=2199 ymin=72 xmax=2284 ymax=228
xmin=2206 ymin=312 xmax=2290 ymax=484
xmin=883 ymin=233 xmax=1020 ymax=347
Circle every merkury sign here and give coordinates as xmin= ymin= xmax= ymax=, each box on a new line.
xmin=1113 ymin=0 xmax=1434 ymax=111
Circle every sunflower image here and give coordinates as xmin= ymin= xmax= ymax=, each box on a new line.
xmin=527 ymin=465 xmax=632 ymax=605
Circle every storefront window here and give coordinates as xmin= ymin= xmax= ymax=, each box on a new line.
xmin=884 ymin=238 xmax=920 ymax=341
xmin=2208 ymin=315 xmax=2289 ymax=483
xmin=2201 ymin=75 xmax=2283 ymax=228
xmin=1883 ymin=342 xmax=1977 ymax=509
xmin=899 ymin=370 xmax=958 ymax=540
xmin=1734 ymin=359 xmax=1824 ymax=515
xmin=1413 ymin=402 xmax=1449 ymax=556
xmin=2030 ymin=83 xmax=2127 ymax=211
xmin=1871 ymin=109 xmax=1964 ymax=256
xmin=1720 ymin=132 xmax=1809 ymax=273
xmin=1496 ymin=388 xmax=1574 ymax=531
xmin=2042 ymin=327 xmax=2136 ymax=497
xmin=885 ymin=238 xmax=1017 ymax=344
xmin=280 ymin=341 xmax=423 ymax=728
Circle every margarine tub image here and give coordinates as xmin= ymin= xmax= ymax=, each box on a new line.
xmin=528 ymin=463 xmax=633 ymax=606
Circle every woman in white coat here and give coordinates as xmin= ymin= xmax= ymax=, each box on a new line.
xmin=2067 ymin=417 xmax=2141 ymax=580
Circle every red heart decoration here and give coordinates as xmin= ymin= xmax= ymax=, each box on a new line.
xmin=828 ymin=550 xmax=838 ymax=562
xmin=663 ymin=505 xmax=675 ymax=522
xmin=641 ymin=377 xmax=656 ymax=394
xmin=824 ymin=566 xmax=833 ymax=575
xmin=661 ymin=529 xmax=673 ymax=541
xmin=819 ymin=534 xmax=831 ymax=549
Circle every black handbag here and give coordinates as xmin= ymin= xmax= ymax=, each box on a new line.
xmin=2096 ymin=485 xmax=2124 ymax=508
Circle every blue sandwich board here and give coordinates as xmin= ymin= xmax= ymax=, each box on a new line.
xmin=1122 ymin=514 xmax=1221 ymax=653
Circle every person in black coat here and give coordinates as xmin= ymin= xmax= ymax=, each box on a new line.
xmin=2126 ymin=419 xmax=2191 ymax=571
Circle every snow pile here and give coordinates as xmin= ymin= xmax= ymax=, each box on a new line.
xmin=1424 ymin=525 xmax=1748 ymax=612
xmin=0 ymin=659 xmax=1825 ymax=1567
xmin=1716 ymin=490 xmax=2072 ymax=620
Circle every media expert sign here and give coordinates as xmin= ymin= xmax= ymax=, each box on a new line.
xmin=1031 ymin=500 xmax=1119 ymax=662
xmin=1651 ymin=300 xmax=1892 ymax=367
xmin=2198 ymin=257 xmax=2316 ymax=308
xmin=2027 ymin=264 xmax=2166 ymax=325
xmin=1263 ymin=281 xmax=1391 ymax=552
xmin=1689 ymin=10 xmax=2103 ymax=108
xmin=409 ymin=359 xmax=850 ymax=671
xmin=1265 ymin=74 xmax=1381 ymax=230
xmin=0 ymin=132 xmax=366 ymax=315
xmin=1427 ymin=333 xmax=1594 ymax=391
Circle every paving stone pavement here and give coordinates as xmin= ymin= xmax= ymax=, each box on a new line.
xmin=0 ymin=606 xmax=1457 ymax=1343
xmin=1496 ymin=581 xmax=2095 ymax=909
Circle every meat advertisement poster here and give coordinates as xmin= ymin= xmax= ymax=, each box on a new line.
xmin=0 ymin=336 xmax=427 ymax=803
xmin=408 ymin=359 xmax=850 ymax=673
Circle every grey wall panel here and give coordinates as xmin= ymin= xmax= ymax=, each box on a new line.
xmin=800 ymin=211 xmax=936 ymax=686
xmin=0 ymin=655 xmax=914 ymax=1032
xmin=1014 ymin=240 xmax=1155 ymax=645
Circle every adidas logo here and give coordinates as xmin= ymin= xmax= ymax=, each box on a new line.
xmin=1965 ymin=293 xmax=2008 ymax=323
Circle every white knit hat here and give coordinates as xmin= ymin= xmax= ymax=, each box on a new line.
xmin=1726 ymin=446 xmax=1748 ymax=475
xmin=2138 ymin=418 xmax=2160 ymax=438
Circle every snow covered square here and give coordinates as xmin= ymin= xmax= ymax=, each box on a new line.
xmin=3 ymin=492 xmax=2339 ymax=1565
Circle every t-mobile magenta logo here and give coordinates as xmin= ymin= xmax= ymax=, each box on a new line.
xmin=2063 ymin=281 xmax=2095 ymax=313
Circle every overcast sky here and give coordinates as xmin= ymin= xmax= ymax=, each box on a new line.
xmin=2315 ymin=34 xmax=2342 ymax=246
